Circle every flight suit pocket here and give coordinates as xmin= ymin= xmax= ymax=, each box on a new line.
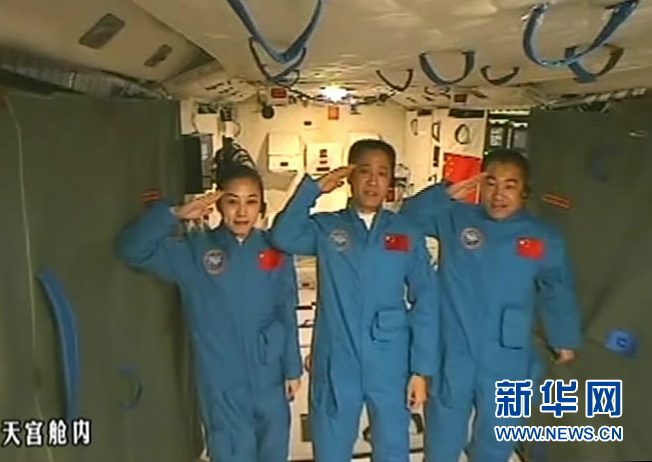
xmin=204 ymin=391 xmax=234 ymax=457
xmin=258 ymin=319 xmax=286 ymax=365
xmin=371 ymin=309 xmax=409 ymax=342
xmin=309 ymin=355 xmax=338 ymax=417
xmin=500 ymin=305 xmax=528 ymax=349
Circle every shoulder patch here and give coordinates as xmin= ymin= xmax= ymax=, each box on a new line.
xmin=203 ymin=248 xmax=226 ymax=275
xmin=329 ymin=229 xmax=351 ymax=252
xmin=460 ymin=227 xmax=483 ymax=250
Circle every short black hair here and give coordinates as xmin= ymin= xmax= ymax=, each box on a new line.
xmin=347 ymin=139 xmax=396 ymax=175
xmin=482 ymin=148 xmax=530 ymax=186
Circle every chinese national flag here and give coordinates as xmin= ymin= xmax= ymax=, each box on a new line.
xmin=259 ymin=249 xmax=283 ymax=271
xmin=516 ymin=238 xmax=545 ymax=260
xmin=443 ymin=153 xmax=482 ymax=203
xmin=384 ymin=234 xmax=410 ymax=252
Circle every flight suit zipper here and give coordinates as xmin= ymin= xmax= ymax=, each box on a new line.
xmin=235 ymin=240 xmax=256 ymax=395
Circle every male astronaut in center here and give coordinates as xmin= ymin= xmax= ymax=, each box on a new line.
xmin=271 ymin=139 xmax=439 ymax=462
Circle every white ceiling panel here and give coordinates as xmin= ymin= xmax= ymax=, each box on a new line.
xmin=0 ymin=0 xmax=647 ymax=107
xmin=0 ymin=0 xmax=205 ymax=82
xmin=128 ymin=0 xmax=652 ymax=107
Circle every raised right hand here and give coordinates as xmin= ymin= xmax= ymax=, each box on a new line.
xmin=446 ymin=173 xmax=486 ymax=201
xmin=172 ymin=190 xmax=222 ymax=220
xmin=317 ymin=165 xmax=355 ymax=194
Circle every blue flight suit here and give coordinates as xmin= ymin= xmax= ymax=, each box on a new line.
xmin=116 ymin=200 xmax=302 ymax=462
xmin=399 ymin=184 xmax=581 ymax=462
xmin=269 ymin=175 xmax=439 ymax=462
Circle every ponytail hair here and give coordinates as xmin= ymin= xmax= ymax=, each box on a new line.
xmin=212 ymin=138 xmax=266 ymax=215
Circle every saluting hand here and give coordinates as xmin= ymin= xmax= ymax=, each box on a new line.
xmin=172 ymin=190 xmax=223 ymax=220
xmin=317 ymin=165 xmax=355 ymax=194
xmin=446 ymin=173 xmax=486 ymax=201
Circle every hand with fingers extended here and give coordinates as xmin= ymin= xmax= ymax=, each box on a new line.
xmin=172 ymin=190 xmax=223 ymax=220
xmin=446 ymin=173 xmax=486 ymax=201
xmin=317 ymin=165 xmax=355 ymax=194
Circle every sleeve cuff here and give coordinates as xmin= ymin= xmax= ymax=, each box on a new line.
xmin=410 ymin=359 xmax=435 ymax=378
xmin=284 ymin=365 xmax=303 ymax=381
xmin=283 ymin=174 xmax=322 ymax=212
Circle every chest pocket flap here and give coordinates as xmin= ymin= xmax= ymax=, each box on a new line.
xmin=371 ymin=309 xmax=409 ymax=342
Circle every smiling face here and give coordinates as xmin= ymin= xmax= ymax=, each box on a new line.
xmin=480 ymin=161 xmax=526 ymax=220
xmin=349 ymin=149 xmax=393 ymax=213
xmin=218 ymin=176 xmax=262 ymax=238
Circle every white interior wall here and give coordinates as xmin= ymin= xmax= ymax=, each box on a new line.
xmin=177 ymin=100 xmax=488 ymax=229
xmin=179 ymin=101 xmax=221 ymax=143
xmin=231 ymin=101 xmax=407 ymax=225
xmin=402 ymin=109 xmax=448 ymax=194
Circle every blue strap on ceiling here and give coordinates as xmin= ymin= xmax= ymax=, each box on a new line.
xmin=419 ymin=51 xmax=476 ymax=86
xmin=480 ymin=66 xmax=520 ymax=86
xmin=376 ymin=69 xmax=414 ymax=92
xmin=566 ymin=44 xmax=625 ymax=83
xmin=225 ymin=0 xmax=323 ymax=65
xmin=226 ymin=0 xmax=323 ymax=86
xmin=248 ymin=38 xmax=305 ymax=86
xmin=523 ymin=0 xmax=638 ymax=68
xmin=37 ymin=270 xmax=80 ymax=423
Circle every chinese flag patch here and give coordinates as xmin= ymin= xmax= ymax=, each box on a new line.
xmin=385 ymin=234 xmax=410 ymax=252
xmin=516 ymin=238 xmax=545 ymax=260
xmin=259 ymin=249 xmax=283 ymax=271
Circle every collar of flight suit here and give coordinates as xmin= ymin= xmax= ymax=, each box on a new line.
xmin=478 ymin=206 xmax=530 ymax=225
xmin=211 ymin=223 xmax=265 ymax=249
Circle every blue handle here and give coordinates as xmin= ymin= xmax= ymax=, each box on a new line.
xmin=226 ymin=0 xmax=323 ymax=65
xmin=566 ymin=45 xmax=624 ymax=83
xmin=249 ymin=38 xmax=305 ymax=86
xmin=419 ymin=51 xmax=476 ymax=86
xmin=376 ymin=69 xmax=414 ymax=92
xmin=37 ymin=270 xmax=80 ymax=423
xmin=480 ymin=66 xmax=520 ymax=86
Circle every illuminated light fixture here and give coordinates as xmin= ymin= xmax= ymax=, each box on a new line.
xmin=319 ymin=85 xmax=349 ymax=102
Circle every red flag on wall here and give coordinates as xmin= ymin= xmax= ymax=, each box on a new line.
xmin=443 ymin=153 xmax=482 ymax=203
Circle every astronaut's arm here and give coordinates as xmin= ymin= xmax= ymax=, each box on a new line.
xmin=536 ymin=233 xmax=582 ymax=351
